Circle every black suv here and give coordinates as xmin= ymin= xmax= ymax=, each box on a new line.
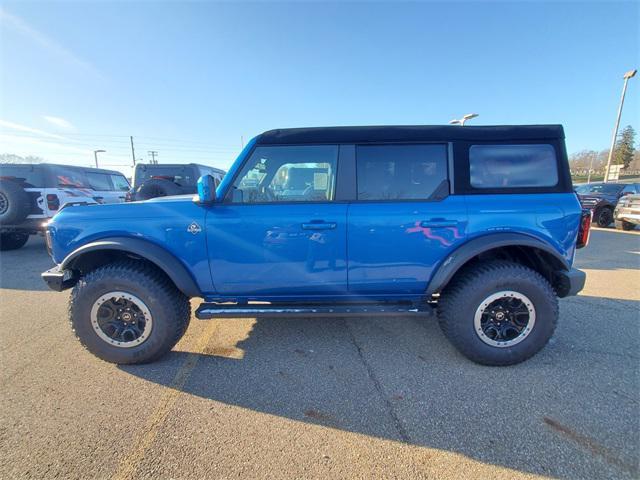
xmin=129 ymin=163 xmax=225 ymax=201
xmin=575 ymin=182 xmax=640 ymax=227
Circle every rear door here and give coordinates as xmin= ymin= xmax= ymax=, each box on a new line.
xmin=347 ymin=143 xmax=468 ymax=295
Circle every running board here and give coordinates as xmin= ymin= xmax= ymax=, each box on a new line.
xmin=195 ymin=302 xmax=434 ymax=319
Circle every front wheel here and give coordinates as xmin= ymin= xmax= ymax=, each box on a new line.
xmin=437 ymin=261 xmax=558 ymax=366
xmin=69 ymin=261 xmax=191 ymax=364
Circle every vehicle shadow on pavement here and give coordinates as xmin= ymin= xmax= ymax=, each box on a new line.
xmin=0 ymin=236 xmax=53 ymax=291
xmin=121 ymin=295 xmax=639 ymax=480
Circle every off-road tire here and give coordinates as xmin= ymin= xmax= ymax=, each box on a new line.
xmin=595 ymin=207 xmax=613 ymax=228
xmin=135 ymin=179 xmax=182 ymax=201
xmin=0 ymin=232 xmax=30 ymax=251
xmin=0 ymin=180 xmax=31 ymax=225
xmin=69 ymin=260 xmax=191 ymax=364
xmin=437 ymin=260 xmax=558 ymax=366
xmin=614 ymin=219 xmax=635 ymax=231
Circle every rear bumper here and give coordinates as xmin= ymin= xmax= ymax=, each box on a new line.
xmin=556 ymin=268 xmax=586 ymax=297
xmin=614 ymin=211 xmax=640 ymax=225
xmin=41 ymin=266 xmax=77 ymax=292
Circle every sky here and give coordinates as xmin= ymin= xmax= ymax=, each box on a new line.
xmin=1 ymin=1 xmax=638 ymax=176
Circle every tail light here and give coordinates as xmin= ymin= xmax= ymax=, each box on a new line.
xmin=46 ymin=194 xmax=60 ymax=211
xmin=576 ymin=209 xmax=592 ymax=249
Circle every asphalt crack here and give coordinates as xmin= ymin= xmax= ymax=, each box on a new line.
xmin=344 ymin=319 xmax=411 ymax=443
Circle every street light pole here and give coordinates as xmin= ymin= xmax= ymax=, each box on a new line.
xmin=93 ymin=149 xmax=106 ymax=168
xmin=449 ymin=113 xmax=479 ymax=126
xmin=603 ymin=69 xmax=637 ymax=183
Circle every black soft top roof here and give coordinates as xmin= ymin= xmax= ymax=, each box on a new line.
xmin=257 ymin=125 xmax=565 ymax=145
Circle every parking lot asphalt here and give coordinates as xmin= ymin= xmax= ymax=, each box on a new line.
xmin=1 ymin=228 xmax=639 ymax=480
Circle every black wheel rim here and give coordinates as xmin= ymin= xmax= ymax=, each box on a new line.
xmin=90 ymin=292 xmax=153 ymax=347
xmin=599 ymin=209 xmax=611 ymax=226
xmin=0 ymin=192 xmax=8 ymax=215
xmin=474 ymin=291 xmax=536 ymax=347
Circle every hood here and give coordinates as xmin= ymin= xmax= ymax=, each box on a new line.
xmin=54 ymin=195 xmax=196 ymax=221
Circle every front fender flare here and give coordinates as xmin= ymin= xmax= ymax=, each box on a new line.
xmin=61 ymin=237 xmax=202 ymax=298
xmin=425 ymin=232 xmax=570 ymax=296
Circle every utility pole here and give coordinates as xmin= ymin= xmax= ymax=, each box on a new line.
xmin=148 ymin=151 xmax=158 ymax=164
xmin=93 ymin=149 xmax=106 ymax=168
xmin=604 ymin=69 xmax=637 ymax=183
xmin=130 ymin=136 xmax=136 ymax=166
xmin=241 ymin=135 xmax=244 ymax=149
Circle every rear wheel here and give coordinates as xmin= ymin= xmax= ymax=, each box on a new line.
xmin=614 ymin=219 xmax=635 ymax=231
xmin=69 ymin=261 xmax=191 ymax=364
xmin=595 ymin=207 xmax=613 ymax=228
xmin=0 ymin=232 xmax=30 ymax=251
xmin=437 ymin=261 xmax=558 ymax=366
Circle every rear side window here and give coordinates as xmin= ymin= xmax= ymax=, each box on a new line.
xmin=86 ymin=172 xmax=113 ymax=191
xmin=0 ymin=165 xmax=44 ymax=187
xmin=356 ymin=144 xmax=448 ymax=200
xmin=469 ymin=144 xmax=557 ymax=188
xmin=56 ymin=167 xmax=90 ymax=188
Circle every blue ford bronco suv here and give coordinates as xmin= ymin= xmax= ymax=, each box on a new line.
xmin=42 ymin=125 xmax=590 ymax=366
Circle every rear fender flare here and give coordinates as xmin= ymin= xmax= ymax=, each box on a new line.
xmin=425 ymin=233 xmax=570 ymax=296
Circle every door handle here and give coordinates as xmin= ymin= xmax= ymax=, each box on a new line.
xmin=302 ymin=222 xmax=336 ymax=230
xmin=420 ymin=219 xmax=458 ymax=228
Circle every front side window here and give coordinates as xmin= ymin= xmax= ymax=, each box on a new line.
xmin=86 ymin=172 xmax=113 ymax=191
xmin=110 ymin=174 xmax=131 ymax=191
xmin=356 ymin=144 xmax=448 ymax=200
xmin=469 ymin=144 xmax=558 ymax=189
xmin=229 ymin=145 xmax=338 ymax=203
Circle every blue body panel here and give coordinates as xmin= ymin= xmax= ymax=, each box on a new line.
xmin=205 ymin=203 xmax=347 ymax=297
xmin=347 ymin=196 xmax=468 ymax=295
xmin=48 ymin=196 xmax=214 ymax=294
xmin=463 ymin=193 xmax=581 ymax=266
xmin=46 ymin=131 xmax=582 ymax=301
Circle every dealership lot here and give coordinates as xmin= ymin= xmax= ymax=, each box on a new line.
xmin=1 ymin=229 xmax=638 ymax=479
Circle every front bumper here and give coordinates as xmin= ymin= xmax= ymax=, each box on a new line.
xmin=555 ymin=268 xmax=586 ymax=297
xmin=41 ymin=266 xmax=77 ymax=292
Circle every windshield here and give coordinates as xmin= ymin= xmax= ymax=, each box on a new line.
xmin=135 ymin=166 xmax=197 ymax=188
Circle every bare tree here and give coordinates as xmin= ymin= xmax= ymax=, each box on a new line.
xmin=0 ymin=154 xmax=45 ymax=164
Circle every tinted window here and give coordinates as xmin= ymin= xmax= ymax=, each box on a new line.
xmin=230 ymin=145 xmax=338 ymax=203
xmin=469 ymin=144 xmax=557 ymax=188
xmin=86 ymin=172 xmax=113 ymax=191
xmin=135 ymin=165 xmax=197 ymax=187
xmin=110 ymin=174 xmax=131 ymax=191
xmin=621 ymin=184 xmax=638 ymax=194
xmin=56 ymin=167 xmax=90 ymax=188
xmin=356 ymin=144 xmax=448 ymax=200
xmin=0 ymin=165 xmax=44 ymax=187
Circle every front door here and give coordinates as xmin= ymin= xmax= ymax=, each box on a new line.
xmin=206 ymin=144 xmax=347 ymax=298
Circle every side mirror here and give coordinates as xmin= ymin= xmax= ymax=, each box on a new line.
xmin=196 ymin=175 xmax=217 ymax=204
